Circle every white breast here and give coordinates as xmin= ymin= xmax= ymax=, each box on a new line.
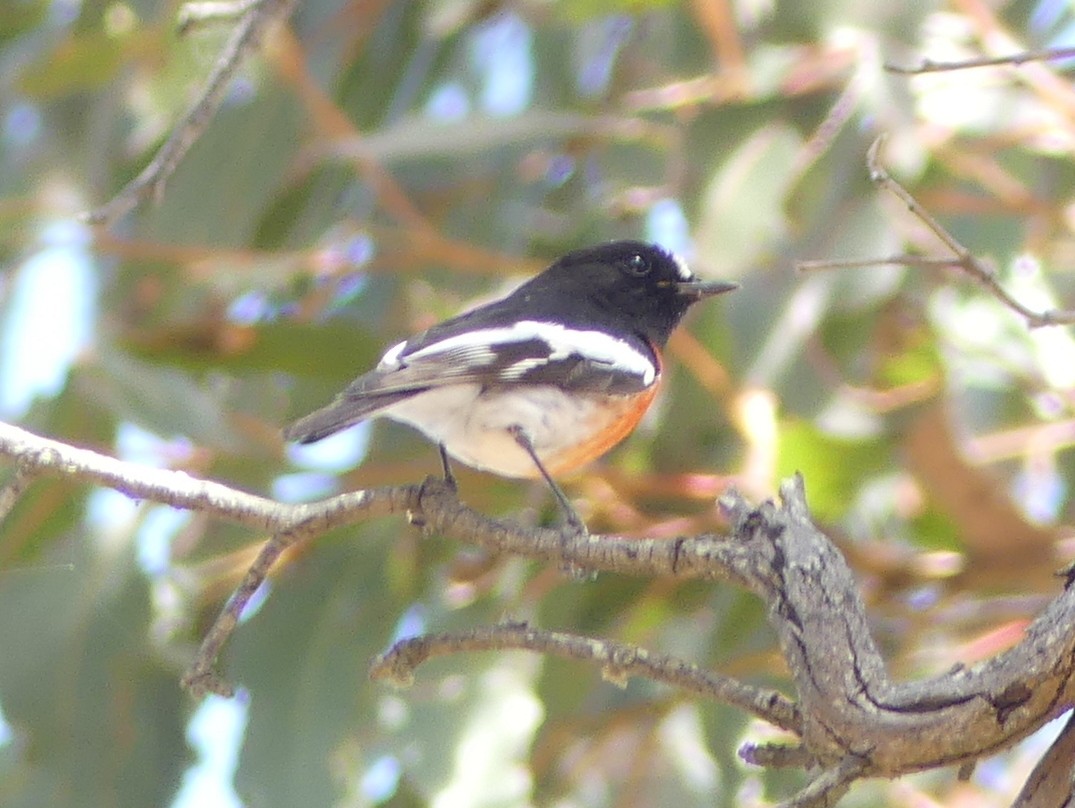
xmin=381 ymin=384 xmax=628 ymax=478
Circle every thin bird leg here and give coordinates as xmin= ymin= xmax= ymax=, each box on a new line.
xmin=506 ymin=425 xmax=586 ymax=534
xmin=437 ymin=443 xmax=457 ymax=490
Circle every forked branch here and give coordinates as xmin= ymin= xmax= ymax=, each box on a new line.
xmin=2 ymin=421 xmax=1073 ymax=807
xmin=799 ymin=136 xmax=1075 ymax=328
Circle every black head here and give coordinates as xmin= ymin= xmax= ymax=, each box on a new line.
xmin=520 ymin=240 xmax=738 ymax=346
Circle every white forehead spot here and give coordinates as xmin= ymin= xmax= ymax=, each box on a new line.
xmin=672 ymin=253 xmax=693 ymax=281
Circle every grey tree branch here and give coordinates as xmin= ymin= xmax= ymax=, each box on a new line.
xmin=2 ymin=420 xmax=1073 ymax=807
xmin=886 ymin=47 xmax=1075 ymax=74
xmin=371 ymin=621 xmax=802 ymax=734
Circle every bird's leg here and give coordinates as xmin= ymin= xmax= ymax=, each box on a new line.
xmin=506 ymin=425 xmax=587 ymax=534
xmin=437 ymin=443 xmax=457 ymax=490
xmin=413 ymin=444 xmax=457 ymax=530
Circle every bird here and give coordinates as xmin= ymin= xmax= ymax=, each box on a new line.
xmin=285 ymin=240 xmax=738 ymax=531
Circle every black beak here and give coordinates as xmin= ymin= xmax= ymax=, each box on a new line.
xmin=675 ymin=279 xmax=739 ymax=300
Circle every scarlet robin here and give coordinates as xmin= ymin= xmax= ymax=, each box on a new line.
xmin=286 ymin=240 xmax=737 ymax=530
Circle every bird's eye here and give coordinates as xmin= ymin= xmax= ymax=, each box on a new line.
xmin=624 ymin=253 xmax=651 ymax=277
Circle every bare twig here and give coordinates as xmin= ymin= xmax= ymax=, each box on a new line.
xmin=371 ymin=621 xmax=802 ymax=734
xmin=805 ymin=136 xmax=1075 ymax=328
xmin=778 ymin=756 xmax=867 ymax=808
xmin=788 ymin=70 xmax=862 ymax=185
xmin=740 ymin=742 xmax=814 ymax=768
xmin=797 ymin=254 xmax=964 ymax=273
xmin=83 ymin=0 xmax=297 ymax=226
xmin=0 ymin=420 xmax=753 ymax=696
xmin=886 ymin=47 xmax=1075 ymax=75
xmin=181 ymin=531 xmax=290 ymax=697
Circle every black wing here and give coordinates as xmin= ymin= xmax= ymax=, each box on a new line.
xmin=284 ymin=323 xmax=657 ymax=444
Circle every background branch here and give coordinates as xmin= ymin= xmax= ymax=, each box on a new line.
xmin=886 ymin=47 xmax=1075 ymax=74
xmin=83 ymin=0 xmax=297 ymax=226
xmin=371 ymin=621 xmax=802 ymax=734
xmin=798 ymin=137 xmax=1075 ymax=328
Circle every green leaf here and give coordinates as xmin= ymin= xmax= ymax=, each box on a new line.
xmin=122 ymin=319 xmax=384 ymax=380
xmin=80 ymin=350 xmax=246 ymax=449
xmin=16 ymin=32 xmax=130 ymax=97
xmin=777 ymin=419 xmax=890 ymax=520
xmin=556 ymin=0 xmax=681 ymax=21
xmin=0 ymin=1 xmax=47 ymax=47
xmin=879 ymin=339 xmax=942 ymax=389
xmin=0 ymin=543 xmax=188 ymax=808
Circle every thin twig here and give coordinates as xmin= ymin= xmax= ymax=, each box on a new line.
xmin=866 ymin=137 xmax=975 ymax=260
xmin=182 ymin=532 xmax=290 ymax=697
xmin=777 ymin=756 xmax=867 ymax=808
xmin=886 ymin=47 xmax=1075 ymax=75
xmin=740 ymin=742 xmax=814 ymax=769
xmin=796 ymin=254 xmax=964 ymax=273
xmin=789 ymin=71 xmax=862 ymax=185
xmin=370 ymin=621 xmax=802 ymax=734
xmin=857 ymin=136 xmax=1075 ymax=328
xmin=83 ymin=0 xmax=297 ymax=226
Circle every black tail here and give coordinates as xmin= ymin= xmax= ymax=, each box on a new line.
xmin=283 ymin=391 xmax=415 ymax=444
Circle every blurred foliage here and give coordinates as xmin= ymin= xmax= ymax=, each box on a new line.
xmin=3 ymin=0 xmax=1075 ymax=806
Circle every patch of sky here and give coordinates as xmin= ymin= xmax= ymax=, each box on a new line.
xmin=426 ymin=82 xmax=471 ymax=122
xmin=974 ymin=711 xmax=1068 ymax=793
xmin=361 ymin=754 xmax=402 ymax=804
xmin=0 ymin=219 xmax=95 ymax=419
xmin=544 ymin=153 xmax=575 ymax=188
xmin=1030 ymin=0 xmax=1071 ymax=35
xmin=225 ymin=75 xmax=256 ymax=107
xmin=1013 ymin=461 xmax=1065 ymax=524
xmin=48 ymin=0 xmax=81 ymax=27
xmin=646 ymin=198 xmax=692 ymax=258
xmin=471 ymin=13 xmax=533 ymax=117
xmin=1029 ymin=0 xmax=1075 ymax=67
xmin=170 ymin=693 xmax=250 ymax=808
xmin=0 ymin=700 xmax=13 ymax=748
xmin=285 ymin=420 xmax=371 ymax=475
xmin=576 ymin=15 xmax=633 ymax=97
xmin=84 ymin=423 xmax=195 ymax=554
xmin=3 ymin=102 xmax=42 ymax=150
xmin=272 ymin=470 xmax=339 ymax=502
xmin=135 ymin=506 xmax=191 ymax=577
xmin=391 ymin=603 xmax=427 ymax=643
xmin=227 ymin=290 xmax=271 ymax=325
